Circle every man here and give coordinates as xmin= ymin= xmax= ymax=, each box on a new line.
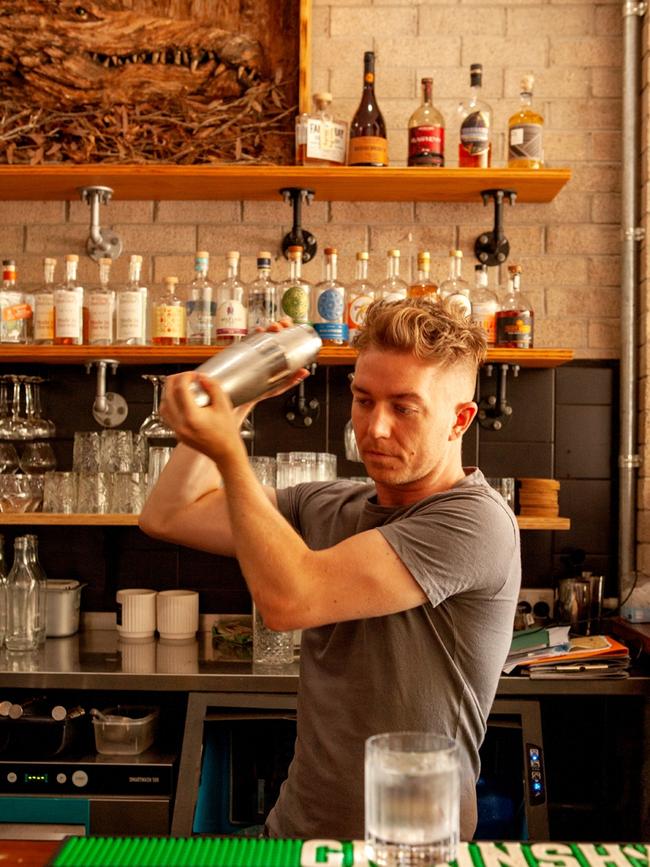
xmin=139 ymin=298 xmax=521 ymax=842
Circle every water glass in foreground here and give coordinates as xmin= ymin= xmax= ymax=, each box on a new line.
xmin=252 ymin=602 xmax=294 ymax=665
xmin=365 ymin=732 xmax=459 ymax=867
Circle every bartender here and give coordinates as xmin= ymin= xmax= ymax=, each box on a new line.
xmin=139 ymin=298 xmax=521 ymax=841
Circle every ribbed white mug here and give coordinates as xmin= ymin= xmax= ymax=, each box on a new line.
xmin=156 ymin=590 xmax=199 ymax=641
xmin=116 ymin=588 xmax=157 ymax=640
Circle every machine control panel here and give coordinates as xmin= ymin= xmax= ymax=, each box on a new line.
xmin=526 ymin=742 xmax=546 ymax=805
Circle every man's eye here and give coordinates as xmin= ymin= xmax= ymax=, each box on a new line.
xmin=395 ymin=405 xmax=416 ymax=415
xmin=353 ymin=397 xmax=371 ymax=407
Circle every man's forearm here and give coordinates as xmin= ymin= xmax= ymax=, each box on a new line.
xmin=218 ymin=451 xmax=316 ymax=630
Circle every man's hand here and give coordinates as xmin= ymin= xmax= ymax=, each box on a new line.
xmin=160 ymin=372 xmax=244 ymax=464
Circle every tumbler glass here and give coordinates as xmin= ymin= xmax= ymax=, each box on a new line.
xmin=76 ymin=472 xmax=110 ymax=514
xmin=73 ymin=432 xmax=101 ymax=474
xmin=111 ymin=472 xmax=146 ymax=514
xmin=252 ymin=602 xmax=294 ymax=665
xmin=146 ymin=446 xmax=174 ymax=495
xmin=249 ymin=456 xmax=277 ymax=486
xmin=365 ymin=732 xmax=460 ymax=867
xmin=43 ymin=471 xmax=78 ymax=514
xmin=100 ymin=429 xmax=134 ymax=473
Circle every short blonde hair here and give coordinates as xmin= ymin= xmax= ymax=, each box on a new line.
xmin=354 ymin=298 xmax=487 ymax=375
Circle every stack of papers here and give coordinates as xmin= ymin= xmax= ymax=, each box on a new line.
xmin=503 ymin=633 xmax=630 ymax=677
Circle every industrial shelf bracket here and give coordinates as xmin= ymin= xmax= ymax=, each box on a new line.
xmin=280 ymin=187 xmax=317 ymax=263
xmin=85 ymin=358 xmax=128 ymax=428
xmin=477 ymin=362 xmax=520 ymax=431
xmin=474 ymin=189 xmax=517 ymax=266
xmin=78 ymin=185 xmax=123 ymax=262
xmin=284 ymin=363 xmax=320 ymax=428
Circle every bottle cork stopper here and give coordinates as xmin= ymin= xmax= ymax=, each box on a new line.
xmin=196 ymin=250 xmax=210 ymax=259
xmin=356 ymin=251 xmax=369 ymax=260
xmin=99 ymin=257 xmax=112 ymax=266
xmin=324 ymin=246 xmax=338 ymax=255
xmin=258 ymin=250 xmax=273 ymax=259
xmin=520 ymin=73 xmax=534 ymax=94
xmin=388 ymin=249 xmax=401 ymax=257
xmin=450 ymin=249 xmax=463 ymax=258
xmin=314 ymin=92 xmax=332 ymax=105
xmin=130 ymin=254 xmax=143 ymax=264
xmin=288 ymin=246 xmax=303 ymax=259
xmin=164 ymin=275 xmax=179 ymax=285
xmin=66 ymin=254 xmax=79 ymax=263
xmin=226 ymin=250 xmax=240 ymax=260
xmin=44 ymin=257 xmax=57 ymax=266
xmin=418 ymin=250 xmax=431 ymax=260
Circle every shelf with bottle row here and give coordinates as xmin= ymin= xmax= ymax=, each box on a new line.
xmin=0 ymin=345 xmax=574 ymax=368
xmin=0 ymin=165 xmax=571 ymax=204
xmin=0 ymin=513 xmax=571 ymax=530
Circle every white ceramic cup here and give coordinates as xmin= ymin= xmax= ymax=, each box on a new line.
xmin=156 ymin=590 xmax=199 ymax=641
xmin=116 ymin=588 xmax=157 ymax=640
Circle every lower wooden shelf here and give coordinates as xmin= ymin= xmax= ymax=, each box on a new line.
xmin=0 ymin=513 xmax=571 ymax=530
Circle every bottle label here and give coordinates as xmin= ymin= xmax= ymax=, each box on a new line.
xmin=187 ymin=298 xmax=217 ymax=341
xmin=117 ymin=291 xmax=145 ymax=341
xmin=460 ymin=111 xmax=490 ymax=155
xmin=444 ymin=293 xmax=472 ymax=316
xmin=215 ymin=299 xmax=247 ymax=336
xmin=496 ymin=311 xmax=534 ymax=348
xmin=347 ymin=293 xmax=374 ymax=330
xmin=470 ymin=307 xmax=497 ymax=344
xmin=314 ymin=321 xmax=349 ymax=342
xmin=34 ymin=293 xmax=54 ymax=341
xmin=88 ymin=293 xmax=114 ymax=342
xmin=316 ymin=288 xmax=344 ymax=323
xmin=408 ymin=126 xmax=444 ymax=166
xmin=0 ymin=292 xmax=31 ymax=344
xmin=306 ymin=118 xmax=347 ymax=165
xmin=152 ymin=304 xmax=186 ymax=339
xmin=54 ymin=290 xmax=82 ymax=340
xmin=509 ymin=123 xmax=543 ymax=161
xmin=281 ymin=285 xmax=309 ymax=323
xmin=348 ymin=136 xmax=389 ymax=166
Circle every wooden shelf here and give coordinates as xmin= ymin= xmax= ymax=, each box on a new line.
xmin=516 ymin=516 xmax=570 ymax=531
xmin=0 ymin=513 xmax=570 ymax=530
xmin=0 ymin=165 xmax=571 ymax=203
xmin=0 ymin=345 xmax=574 ymax=368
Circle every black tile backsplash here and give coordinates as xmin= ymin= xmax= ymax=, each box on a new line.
xmin=1 ymin=359 xmax=619 ymax=613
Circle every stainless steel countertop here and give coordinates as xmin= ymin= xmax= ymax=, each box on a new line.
xmin=0 ymin=629 xmax=647 ymax=696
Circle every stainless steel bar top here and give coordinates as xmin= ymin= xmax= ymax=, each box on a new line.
xmin=0 ymin=630 xmax=647 ymax=696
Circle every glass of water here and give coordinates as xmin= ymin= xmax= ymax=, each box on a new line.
xmin=252 ymin=602 xmax=294 ymax=666
xmin=365 ymin=732 xmax=459 ymax=867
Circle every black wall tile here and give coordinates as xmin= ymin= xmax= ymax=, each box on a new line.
xmin=556 ymin=364 xmax=615 ymax=406
xmin=479 ymin=442 xmax=554 ymax=477
xmin=554 ymin=479 xmax=614 ymax=555
xmin=478 ymin=368 xmax=554 ymax=444
xmin=555 ymin=405 xmax=612 ymax=479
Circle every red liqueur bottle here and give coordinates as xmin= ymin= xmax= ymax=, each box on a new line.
xmin=408 ymin=77 xmax=445 ymax=167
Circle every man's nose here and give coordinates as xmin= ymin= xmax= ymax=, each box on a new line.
xmin=367 ymin=405 xmax=392 ymax=439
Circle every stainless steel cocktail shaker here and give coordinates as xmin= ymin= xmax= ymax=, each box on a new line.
xmin=189 ymin=324 xmax=322 ymax=407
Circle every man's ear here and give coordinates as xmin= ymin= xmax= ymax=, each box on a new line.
xmin=450 ymin=401 xmax=478 ymax=440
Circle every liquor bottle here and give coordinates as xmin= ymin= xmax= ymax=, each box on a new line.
xmin=469 ymin=264 xmax=498 ymax=346
xmin=296 ymin=92 xmax=348 ymax=167
xmin=458 ymin=63 xmax=492 ymax=168
xmin=348 ymin=51 xmax=388 ymax=167
xmin=215 ymin=251 xmax=248 ymax=347
xmin=408 ymin=78 xmax=445 ymax=167
xmin=116 ymin=254 xmax=148 ymax=345
xmin=439 ymin=250 xmax=471 ymax=315
xmin=312 ymin=247 xmax=348 ymax=346
xmin=151 ymin=276 xmax=186 ymax=346
xmin=187 ymin=251 xmax=215 ymax=345
xmin=53 ymin=254 xmax=85 ymax=346
xmin=0 ymin=259 xmax=30 ymax=345
xmin=23 ymin=535 xmax=47 ymax=647
xmin=346 ymin=251 xmax=375 ymax=344
xmin=87 ymin=257 xmax=115 ymax=346
xmin=408 ymin=251 xmax=438 ymax=298
xmin=278 ymin=246 xmax=312 ymax=325
xmin=6 ymin=535 xmax=40 ymax=652
xmin=508 ymin=74 xmax=544 ymax=170
xmin=376 ymin=249 xmax=408 ymax=301
xmin=247 ymin=251 xmax=277 ymax=330
xmin=496 ymin=263 xmax=534 ymax=348
xmin=0 ymin=534 xmax=7 ymax=646
xmin=33 ymin=257 xmax=56 ymax=346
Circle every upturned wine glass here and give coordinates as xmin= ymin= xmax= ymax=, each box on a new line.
xmin=139 ymin=375 xmax=176 ymax=439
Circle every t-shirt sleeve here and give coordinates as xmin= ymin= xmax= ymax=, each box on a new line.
xmin=376 ymin=492 xmax=519 ymax=607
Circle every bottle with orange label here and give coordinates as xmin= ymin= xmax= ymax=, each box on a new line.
xmin=408 ymin=251 xmax=438 ymax=298
xmin=0 ymin=259 xmax=32 ymax=344
xmin=348 ymin=51 xmax=388 ymax=167
xmin=346 ymin=251 xmax=375 ymax=344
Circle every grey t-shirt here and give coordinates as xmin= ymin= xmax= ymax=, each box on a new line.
xmin=265 ymin=468 xmax=521 ymax=842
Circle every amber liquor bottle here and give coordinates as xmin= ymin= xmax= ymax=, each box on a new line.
xmin=495 ymin=264 xmax=534 ymax=349
xmin=458 ymin=63 xmax=492 ymax=168
xmin=408 ymin=251 xmax=438 ymax=298
xmin=348 ymin=51 xmax=388 ymax=167
xmin=408 ymin=78 xmax=445 ymax=167
xmin=508 ymin=74 xmax=544 ymax=169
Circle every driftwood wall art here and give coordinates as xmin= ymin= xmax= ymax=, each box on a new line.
xmin=0 ymin=0 xmax=300 ymax=164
